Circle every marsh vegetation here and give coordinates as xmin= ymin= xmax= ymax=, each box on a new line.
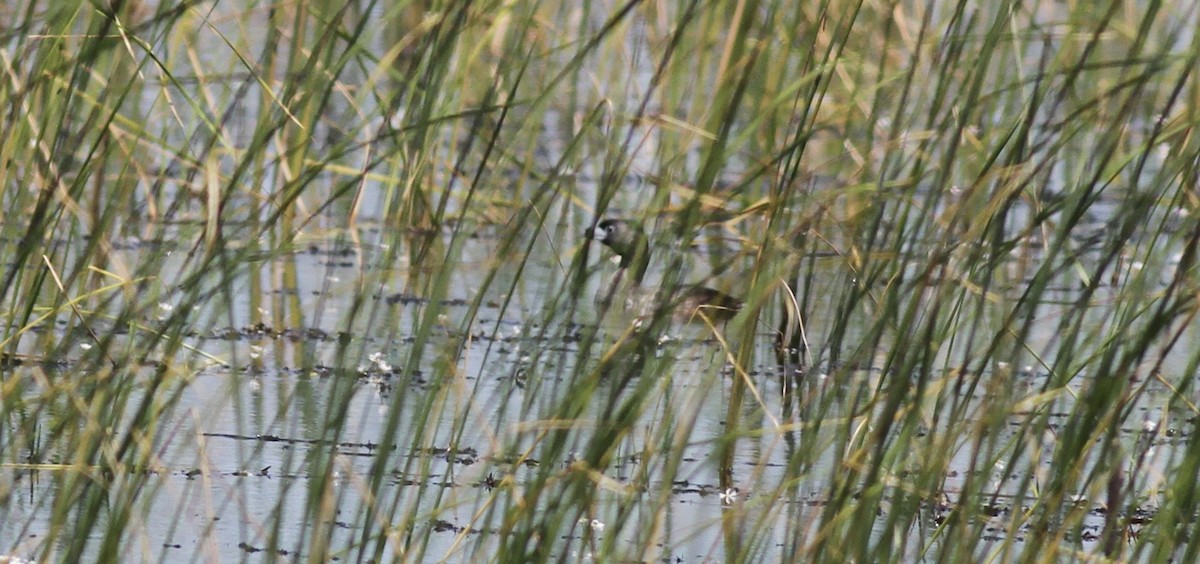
xmin=2 ymin=0 xmax=1200 ymax=561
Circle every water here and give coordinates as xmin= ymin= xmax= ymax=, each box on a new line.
xmin=1 ymin=221 xmax=1186 ymax=561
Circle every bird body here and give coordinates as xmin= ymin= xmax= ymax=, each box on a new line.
xmin=585 ymin=219 xmax=742 ymax=324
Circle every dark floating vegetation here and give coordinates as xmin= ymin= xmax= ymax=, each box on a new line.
xmin=3 ymin=1 xmax=1200 ymax=563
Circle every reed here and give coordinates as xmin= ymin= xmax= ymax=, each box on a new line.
xmin=1 ymin=0 xmax=1198 ymax=561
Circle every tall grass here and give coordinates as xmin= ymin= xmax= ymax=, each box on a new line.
xmin=1 ymin=0 xmax=1199 ymax=561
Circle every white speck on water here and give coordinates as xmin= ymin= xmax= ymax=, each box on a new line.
xmin=368 ymin=352 xmax=392 ymax=372
xmin=0 ymin=555 xmax=36 ymax=564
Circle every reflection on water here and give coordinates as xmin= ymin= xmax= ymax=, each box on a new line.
xmin=0 ymin=225 xmax=1187 ymax=561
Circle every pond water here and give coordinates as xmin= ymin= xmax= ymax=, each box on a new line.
xmin=1 ymin=217 xmax=1191 ymax=561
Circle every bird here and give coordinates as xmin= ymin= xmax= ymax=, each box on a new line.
xmin=584 ymin=218 xmax=743 ymax=324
